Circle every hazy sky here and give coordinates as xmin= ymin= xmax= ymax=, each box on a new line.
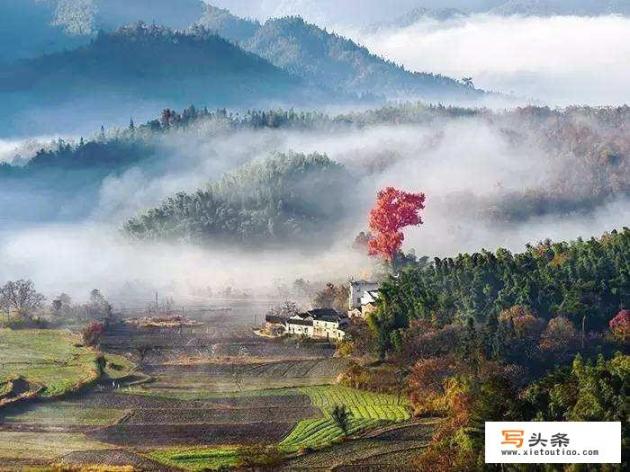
xmin=205 ymin=1 xmax=627 ymax=28
xmin=206 ymin=0 xmax=501 ymax=27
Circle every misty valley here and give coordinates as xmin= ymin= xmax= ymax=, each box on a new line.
xmin=0 ymin=1 xmax=628 ymax=472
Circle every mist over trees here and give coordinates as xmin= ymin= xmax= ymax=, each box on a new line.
xmin=124 ymin=152 xmax=355 ymax=247
xmin=1 ymin=102 xmax=629 ymax=243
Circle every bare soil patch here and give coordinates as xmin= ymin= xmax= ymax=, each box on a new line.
xmin=88 ymin=421 xmax=296 ymax=447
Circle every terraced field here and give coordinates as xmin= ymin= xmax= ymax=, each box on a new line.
xmin=0 ymin=329 xmax=100 ymax=399
xmin=146 ymin=386 xmax=414 ymax=471
xmin=280 ymin=419 xmax=438 ymax=471
xmin=0 ymin=323 xmax=423 ymax=471
xmin=140 ymin=358 xmax=350 ymax=395
xmin=281 ymin=386 xmax=411 ymax=450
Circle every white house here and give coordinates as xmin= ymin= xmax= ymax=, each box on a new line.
xmin=286 ymin=315 xmax=314 ymax=337
xmin=285 ymin=309 xmax=349 ymax=340
xmin=349 ymin=280 xmax=380 ymax=318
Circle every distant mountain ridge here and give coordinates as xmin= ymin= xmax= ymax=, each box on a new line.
xmin=0 ymin=23 xmax=335 ymax=136
xmin=371 ymin=0 xmax=630 ymax=28
xmin=199 ymin=5 xmax=480 ymax=100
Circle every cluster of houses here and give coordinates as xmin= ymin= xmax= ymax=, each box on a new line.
xmin=263 ymin=280 xmax=380 ymax=341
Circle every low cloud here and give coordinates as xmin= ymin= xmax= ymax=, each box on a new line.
xmin=348 ymin=14 xmax=630 ymax=105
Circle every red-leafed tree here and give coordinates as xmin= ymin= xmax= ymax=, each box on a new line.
xmin=609 ymin=309 xmax=630 ymax=342
xmin=367 ymin=187 xmax=426 ymax=265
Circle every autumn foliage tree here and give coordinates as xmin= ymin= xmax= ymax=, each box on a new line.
xmin=82 ymin=321 xmax=105 ymax=347
xmin=609 ymin=309 xmax=630 ymax=342
xmin=367 ymin=187 xmax=425 ymax=268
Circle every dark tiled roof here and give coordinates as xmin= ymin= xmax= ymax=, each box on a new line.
xmin=287 ymin=318 xmax=313 ymax=327
xmin=306 ymin=308 xmax=346 ymax=322
xmin=265 ymin=315 xmax=286 ymax=324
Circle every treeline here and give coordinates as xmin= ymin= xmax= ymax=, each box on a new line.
xmin=371 ymin=228 xmax=630 ymax=356
xmin=124 ymin=152 xmax=354 ymax=246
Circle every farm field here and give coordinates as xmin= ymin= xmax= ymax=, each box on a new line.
xmin=279 ymin=418 xmax=438 ymax=470
xmin=139 ymin=358 xmax=350 ymax=395
xmin=0 ymin=329 xmax=101 ymax=400
xmin=143 ymin=386 xmax=415 ymax=471
xmin=0 ymin=323 xmax=419 ymax=471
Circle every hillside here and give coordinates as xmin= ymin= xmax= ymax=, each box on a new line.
xmin=0 ymin=0 xmax=84 ymax=63
xmin=124 ymin=153 xmax=356 ymax=247
xmin=200 ymin=6 xmax=479 ymax=100
xmin=0 ymin=23 xmax=332 ymax=136
xmin=0 ymin=0 xmax=206 ymax=63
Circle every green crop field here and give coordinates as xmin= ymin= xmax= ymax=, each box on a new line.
xmin=145 ymin=385 xmax=412 ymax=471
xmin=0 ymin=329 xmax=100 ymax=398
xmin=280 ymin=386 xmax=411 ymax=450
xmin=147 ymin=446 xmax=241 ymax=471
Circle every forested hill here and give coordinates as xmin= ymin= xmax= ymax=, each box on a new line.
xmin=199 ymin=6 xmax=479 ymax=100
xmin=124 ymin=153 xmax=356 ymax=247
xmin=0 ymin=23 xmax=334 ymax=136
xmin=372 ymin=228 xmax=630 ymax=355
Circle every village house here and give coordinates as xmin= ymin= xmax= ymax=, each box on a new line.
xmin=348 ymin=280 xmax=380 ymax=318
xmin=265 ymin=308 xmax=349 ymax=340
xmin=263 ymin=314 xmax=287 ymax=336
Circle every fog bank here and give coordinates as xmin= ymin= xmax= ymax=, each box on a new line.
xmin=348 ymin=14 xmax=630 ymax=105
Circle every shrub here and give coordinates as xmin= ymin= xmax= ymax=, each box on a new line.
xmin=82 ymin=321 xmax=105 ymax=346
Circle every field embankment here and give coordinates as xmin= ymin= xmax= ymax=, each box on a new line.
xmin=0 ymin=329 xmax=100 ymax=403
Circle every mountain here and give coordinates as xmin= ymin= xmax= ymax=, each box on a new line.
xmin=199 ymin=5 xmax=480 ymax=100
xmin=0 ymin=23 xmax=333 ymax=136
xmin=368 ymin=7 xmax=466 ymax=31
xmin=490 ymin=0 xmax=630 ymax=16
xmin=198 ymin=3 xmax=262 ymax=44
xmin=0 ymin=0 xmax=83 ymax=63
xmin=0 ymin=0 xmax=206 ymax=63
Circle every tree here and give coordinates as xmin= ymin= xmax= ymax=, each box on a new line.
xmin=0 ymin=280 xmax=45 ymax=320
xmin=539 ymin=316 xmax=579 ymax=359
xmin=609 ymin=309 xmax=630 ymax=342
xmin=461 ymin=77 xmax=474 ymax=88
xmin=331 ymin=404 xmax=352 ymax=436
xmin=52 ymin=293 xmax=72 ymax=317
xmin=266 ymin=301 xmax=300 ymax=320
xmin=82 ymin=321 xmax=105 ymax=346
xmin=367 ymin=187 xmax=425 ymax=267
xmin=87 ymin=289 xmax=113 ymax=321
xmin=313 ymin=283 xmax=349 ymax=313
xmin=52 ymin=0 xmax=97 ymax=35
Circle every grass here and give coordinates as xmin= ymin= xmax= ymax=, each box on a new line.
xmin=0 ymin=329 xmax=100 ymax=398
xmin=147 ymin=446 xmax=241 ymax=471
xmin=280 ymin=386 xmax=411 ymax=450
xmin=102 ymin=353 xmax=136 ymax=380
